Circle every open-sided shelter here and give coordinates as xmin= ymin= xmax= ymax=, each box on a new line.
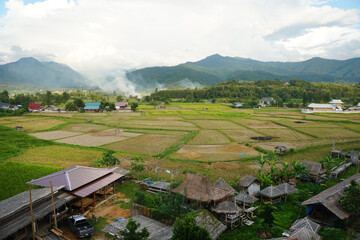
xmin=172 ymin=173 xmax=233 ymax=207
xmin=259 ymin=185 xmax=284 ymax=203
xmin=0 ymin=187 xmax=75 ymax=240
xmin=28 ymin=166 xmax=125 ymax=213
xmin=302 ymin=173 xmax=360 ymax=226
xmin=301 ymin=160 xmax=326 ymax=182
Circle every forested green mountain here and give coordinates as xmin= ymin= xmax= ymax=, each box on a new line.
xmin=127 ymin=54 xmax=360 ymax=90
xmin=0 ymin=57 xmax=86 ymax=88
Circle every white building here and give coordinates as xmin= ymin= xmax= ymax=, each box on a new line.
xmin=259 ymin=97 xmax=275 ymax=107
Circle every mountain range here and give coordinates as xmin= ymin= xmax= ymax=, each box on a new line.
xmin=126 ymin=54 xmax=360 ymax=90
xmin=0 ymin=57 xmax=86 ymax=88
xmin=1 ymin=55 xmax=360 ymax=90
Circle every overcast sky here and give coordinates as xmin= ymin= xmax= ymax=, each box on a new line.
xmin=0 ymin=0 xmax=359 ymax=74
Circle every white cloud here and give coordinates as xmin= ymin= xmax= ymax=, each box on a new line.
xmin=0 ymin=0 xmax=359 ymax=72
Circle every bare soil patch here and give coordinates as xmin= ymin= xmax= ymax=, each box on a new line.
xmin=29 ymin=131 xmax=82 ymax=140
xmin=56 ymin=129 xmax=142 ymax=146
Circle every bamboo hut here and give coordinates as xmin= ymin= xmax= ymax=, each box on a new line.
xmin=172 ymin=173 xmax=233 ymax=206
xmin=287 ymin=227 xmax=320 ymax=240
xmin=194 ymin=210 xmax=227 ymax=240
xmin=237 ymin=175 xmax=260 ymax=196
xmin=290 ymin=217 xmax=320 ymax=233
xmin=259 ymin=185 xmax=284 ymax=203
xmin=301 ymin=160 xmax=327 ymax=182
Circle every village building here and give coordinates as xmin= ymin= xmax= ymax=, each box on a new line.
xmin=172 ymin=173 xmax=233 ymax=207
xmin=258 ymin=185 xmax=284 ymax=203
xmin=0 ymin=187 xmax=75 ymax=240
xmin=233 ymin=102 xmax=243 ymax=108
xmin=302 ymin=173 xmax=360 ymax=226
xmin=329 ymin=99 xmax=343 ymax=109
xmin=301 ymin=160 xmax=327 ymax=182
xmin=259 ymin=97 xmax=275 ymax=107
xmin=0 ymin=101 xmax=10 ymax=109
xmin=115 ymin=102 xmax=130 ymax=110
xmin=28 ymin=166 xmax=126 ymax=213
xmin=27 ymin=103 xmax=43 ymax=112
xmin=237 ymin=175 xmax=260 ymax=196
xmin=84 ymin=102 xmax=101 ymax=112
xmin=44 ymin=105 xmax=59 ymax=112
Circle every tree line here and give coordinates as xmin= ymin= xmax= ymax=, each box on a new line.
xmin=148 ymin=79 xmax=360 ymax=107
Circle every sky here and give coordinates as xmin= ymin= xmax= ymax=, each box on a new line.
xmin=0 ymin=0 xmax=359 ymax=75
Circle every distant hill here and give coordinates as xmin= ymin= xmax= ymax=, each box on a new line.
xmin=126 ymin=54 xmax=360 ymax=90
xmin=0 ymin=57 xmax=86 ymax=88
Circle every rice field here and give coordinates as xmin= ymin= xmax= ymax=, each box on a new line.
xmin=188 ymin=130 xmax=230 ymax=145
xmin=222 ymin=129 xmax=264 ymax=143
xmin=3 ymin=118 xmax=66 ymax=132
xmin=257 ymin=128 xmax=313 ymax=140
xmin=29 ymin=130 xmax=82 ymax=140
xmin=103 ymin=134 xmax=183 ymax=155
xmin=295 ymin=126 xmax=360 ymax=139
xmin=56 ymin=129 xmax=142 ymax=146
xmin=192 ymin=120 xmax=244 ymax=129
xmin=170 ymin=143 xmax=259 ymax=162
xmin=232 ymin=119 xmax=285 ymax=128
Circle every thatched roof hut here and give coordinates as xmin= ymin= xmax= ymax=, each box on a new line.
xmin=302 ymin=173 xmax=360 ymax=221
xmin=288 ymin=227 xmax=320 ymax=240
xmin=276 ymin=183 xmax=298 ymax=195
xmin=238 ymin=175 xmax=259 ymax=188
xmin=211 ymin=201 xmax=240 ymax=214
xmin=302 ymin=160 xmax=326 ymax=180
xmin=172 ymin=173 xmax=233 ymax=204
xmin=235 ymin=192 xmax=258 ymax=204
xmin=194 ymin=211 xmax=227 ymax=240
xmin=214 ymin=177 xmax=235 ymax=194
xmin=290 ymin=217 xmax=320 ymax=233
xmin=259 ymin=185 xmax=284 ymax=198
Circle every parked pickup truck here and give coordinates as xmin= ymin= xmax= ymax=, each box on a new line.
xmin=68 ymin=215 xmax=94 ymax=238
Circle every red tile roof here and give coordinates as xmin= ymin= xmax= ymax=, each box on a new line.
xmin=28 ymin=103 xmax=42 ymax=110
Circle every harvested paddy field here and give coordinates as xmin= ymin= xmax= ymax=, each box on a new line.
xmin=29 ymin=130 xmax=82 ymax=140
xmin=6 ymin=145 xmax=103 ymax=167
xmin=180 ymin=114 xmax=223 ymax=120
xmin=61 ymin=123 xmax=110 ymax=132
xmin=275 ymin=119 xmax=339 ymax=128
xmin=258 ymin=128 xmax=313 ymax=140
xmin=233 ymin=119 xmax=285 ymax=128
xmin=192 ymin=120 xmax=244 ymax=129
xmin=254 ymin=138 xmax=355 ymax=151
xmin=188 ymin=130 xmax=230 ymax=145
xmin=171 ymin=143 xmax=259 ymax=161
xmin=295 ymin=126 xmax=360 ymax=139
xmin=56 ymin=129 xmax=141 ymax=146
xmin=29 ymin=112 xmax=74 ymax=118
xmin=103 ymin=134 xmax=182 ymax=155
xmin=4 ymin=118 xmax=66 ymax=132
xmin=222 ymin=129 xmax=265 ymax=142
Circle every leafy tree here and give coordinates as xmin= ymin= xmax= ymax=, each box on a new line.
xmin=258 ymin=203 xmax=277 ymax=226
xmin=116 ymin=95 xmax=124 ymax=102
xmin=0 ymin=90 xmax=9 ymax=102
xmin=118 ymin=218 xmax=150 ymax=240
xmin=61 ymin=92 xmax=70 ymax=102
xmin=65 ymin=102 xmax=77 ymax=111
xmin=130 ymin=102 xmax=138 ymax=111
xmin=100 ymin=151 xmax=120 ymax=166
xmin=339 ymin=180 xmax=360 ymax=213
xmin=291 ymin=161 xmax=309 ymax=179
xmin=171 ymin=214 xmax=211 ymax=240
xmin=73 ymin=98 xmax=85 ymax=108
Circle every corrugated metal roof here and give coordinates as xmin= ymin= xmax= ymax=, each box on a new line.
xmin=27 ymin=166 xmax=112 ymax=191
xmin=70 ymin=172 xmax=122 ymax=197
xmin=308 ymin=103 xmax=334 ymax=109
xmin=115 ymin=102 xmax=128 ymax=107
xmin=85 ymin=102 xmax=101 ymax=106
xmin=329 ymin=99 xmax=343 ymax=104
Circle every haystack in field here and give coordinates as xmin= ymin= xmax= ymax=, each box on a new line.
xmin=172 ymin=173 xmax=233 ymax=205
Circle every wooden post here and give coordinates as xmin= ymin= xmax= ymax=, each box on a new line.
xmin=81 ymin=198 xmax=84 ymax=213
xmin=93 ymin=192 xmax=96 ymax=207
xmin=50 ymin=181 xmax=57 ymax=227
xmin=104 ymin=186 xmax=107 ymax=199
xmin=29 ymin=188 xmax=35 ymax=240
